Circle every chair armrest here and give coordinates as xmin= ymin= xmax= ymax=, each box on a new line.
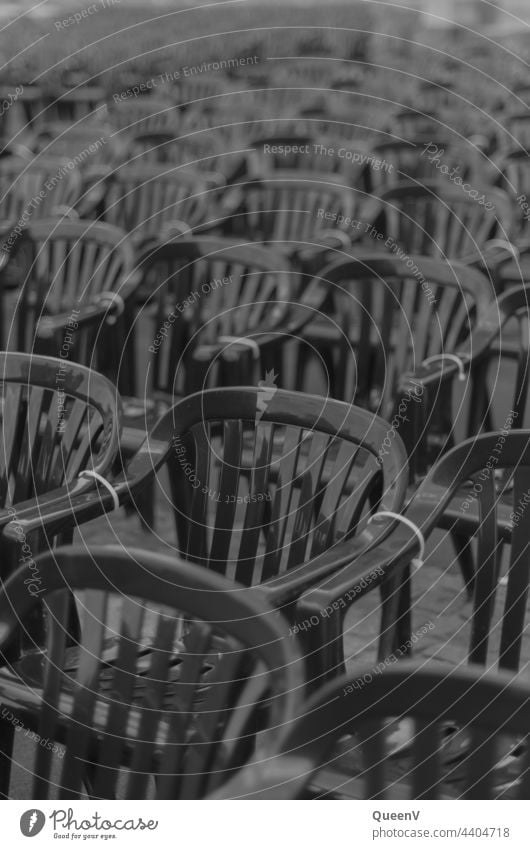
xmin=0 ymin=421 xmax=173 ymax=539
xmin=35 ymin=302 xmax=110 ymax=338
xmin=295 ymin=521 xmax=420 ymax=619
xmin=74 ymin=165 xmax=112 ymax=218
xmin=460 ymin=239 xmax=520 ymax=276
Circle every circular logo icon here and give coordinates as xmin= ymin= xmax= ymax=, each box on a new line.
xmin=20 ymin=810 xmax=46 ymax=837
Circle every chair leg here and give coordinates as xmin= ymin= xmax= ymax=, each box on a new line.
xmin=378 ymin=567 xmax=411 ymax=660
xmin=298 ymin=607 xmax=345 ymax=693
xmin=451 ymin=531 xmax=475 ymax=598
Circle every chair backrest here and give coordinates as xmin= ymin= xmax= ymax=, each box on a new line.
xmin=247 ymin=135 xmax=369 ymax=187
xmin=42 ymin=86 xmax=107 ymax=124
xmin=33 ymin=121 xmax=123 ymax=166
xmin=282 ymin=661 xmax=530 ymax=799
xmin=408 ymin=430 xmax=530 ymax=673
xmin=0 ymin=545 xmax=303 ymax=799
xmin=498 ymin=149 xmax=530 ymax=237
xmin=228 ymin=171 xmax=358 ymax=246
xmin=161 ymin=387 xmax=409 ymax=586
xmin=138 ymin=236 xmax=312 ymax=395
xmin=376 ymin=181 xmax=514 ymax=261
xmin=103 ymin=163 xmax=208 ymax=238
xmin=0 ymin=157 xmax=83 ymax=221
xmin=393 ymin=108 xmax=443 ymax=139
xmin=21 ymin=218 xmax=136 ymax=315
xmin=0 ymin=351 xmax=120 ymax=511
xmin=506 ymin=112 xmax=530 ymax=150
xmin=314 ymin=253 xmax=493 ymax=420
xmin=109 ymin=97 xmax=180 ymax=134
xmin=370 ymin=138 xmax=472 ymax=191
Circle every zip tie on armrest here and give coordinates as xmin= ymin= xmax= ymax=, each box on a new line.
xmin=368 ymin=510 xmax=425 ymax=570
xmin=78 ymin=470 xmax=120 ymax=512
xmin=97 ymin=291 xmax=125 ymax=325
xmin=421 ymin=353 xmax=468 ymax=382
xmin=484 ymin=239 xmax=520 ymax=261
xmin=218 ymin=336 xmax=260 ymax=360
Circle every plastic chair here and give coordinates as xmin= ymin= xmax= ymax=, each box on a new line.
xmin=0 ymin=352 xmax=120 ymax=581
xmin=0 ymin=156 xmax=83 ymax=222
xmin=102 ymin=163 xmax=210 ymax=251
xmin=298 ymin=254 xmax=498 ymax=481
xmin=373 ymin=181 xmax=515 ymax=270
xmin=208 ymin=170 xmax=358 ymax=259
xmin=0 ymin=545 xmax=304 ymax=799
xmin=4 ymin=219 xmax=141 ymax=394
xmin=273 ymin=662 xmax=530 ymax=800
xmin=145 ymin=387 xmax=410 ymax=684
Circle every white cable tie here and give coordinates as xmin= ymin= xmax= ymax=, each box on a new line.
xmin=218 ymin=336 xmax=260 ymax=360
xmin=485 ymin=239 xmax=519 ymax=260
xmin=78 ymin=470 xmax=120 ymax=512
xmin=98 ymin=290 xmax=125 ymax=323
xmin=422 ymin=353 xmax=468 ymax=382
xmin=368 ymin=510 xmax=425 ymax=570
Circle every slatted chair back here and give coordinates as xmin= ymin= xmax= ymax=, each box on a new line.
xmin=7 ymin=219 xmax=136 ymax=368
xmin=227 ymin=171 xmax=358 ymax=247
xmin=498 ymin=149 xmax=530 ymax=237
xmin=162 ymin=387 xmax=409 ymax=586
xmin=0 ymin=351 xmax=120 ymax=518
xmin=16 ymin=85 xmax=46 ymax=132
xmin=282 ymin=662 xmax=530 ymax=799
xmin=109 ymin=97 xmax=180 ymax=134
xmin=377 ymin=181 xmax=514 ymax=261
xmin=313 ymin=254 xmax=493 ymax=421
xmin=369 ymin=138 xmax=475 ymax=191
xmin=138 ymin=236 xmax=316 ymax=396
xmin=129 ymin=130 xmax=184 ymax=164
xmin=33 ymin=121 xmax=123 ymax=167
xmin=103 ymin=163 xmax=208 ymax=241
xmin=246 ymin=134 xmax=370 ymax=188
xmin=177 ymin=75 xmax=233 ymax=109
xmin=506 ymin=112 xmax=530 ymax=152
xmin=22 ymin=218 xmax=135 ymax=313
xmin=0 ymin=546 xmax=303 ymax=799
xmin=392 ymin=108 xmax=442 ymax=140
xmin=42 ymin=87 xmax=107 ymax=124
xmin=0 ymin=157 xmax=83 ymax=221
